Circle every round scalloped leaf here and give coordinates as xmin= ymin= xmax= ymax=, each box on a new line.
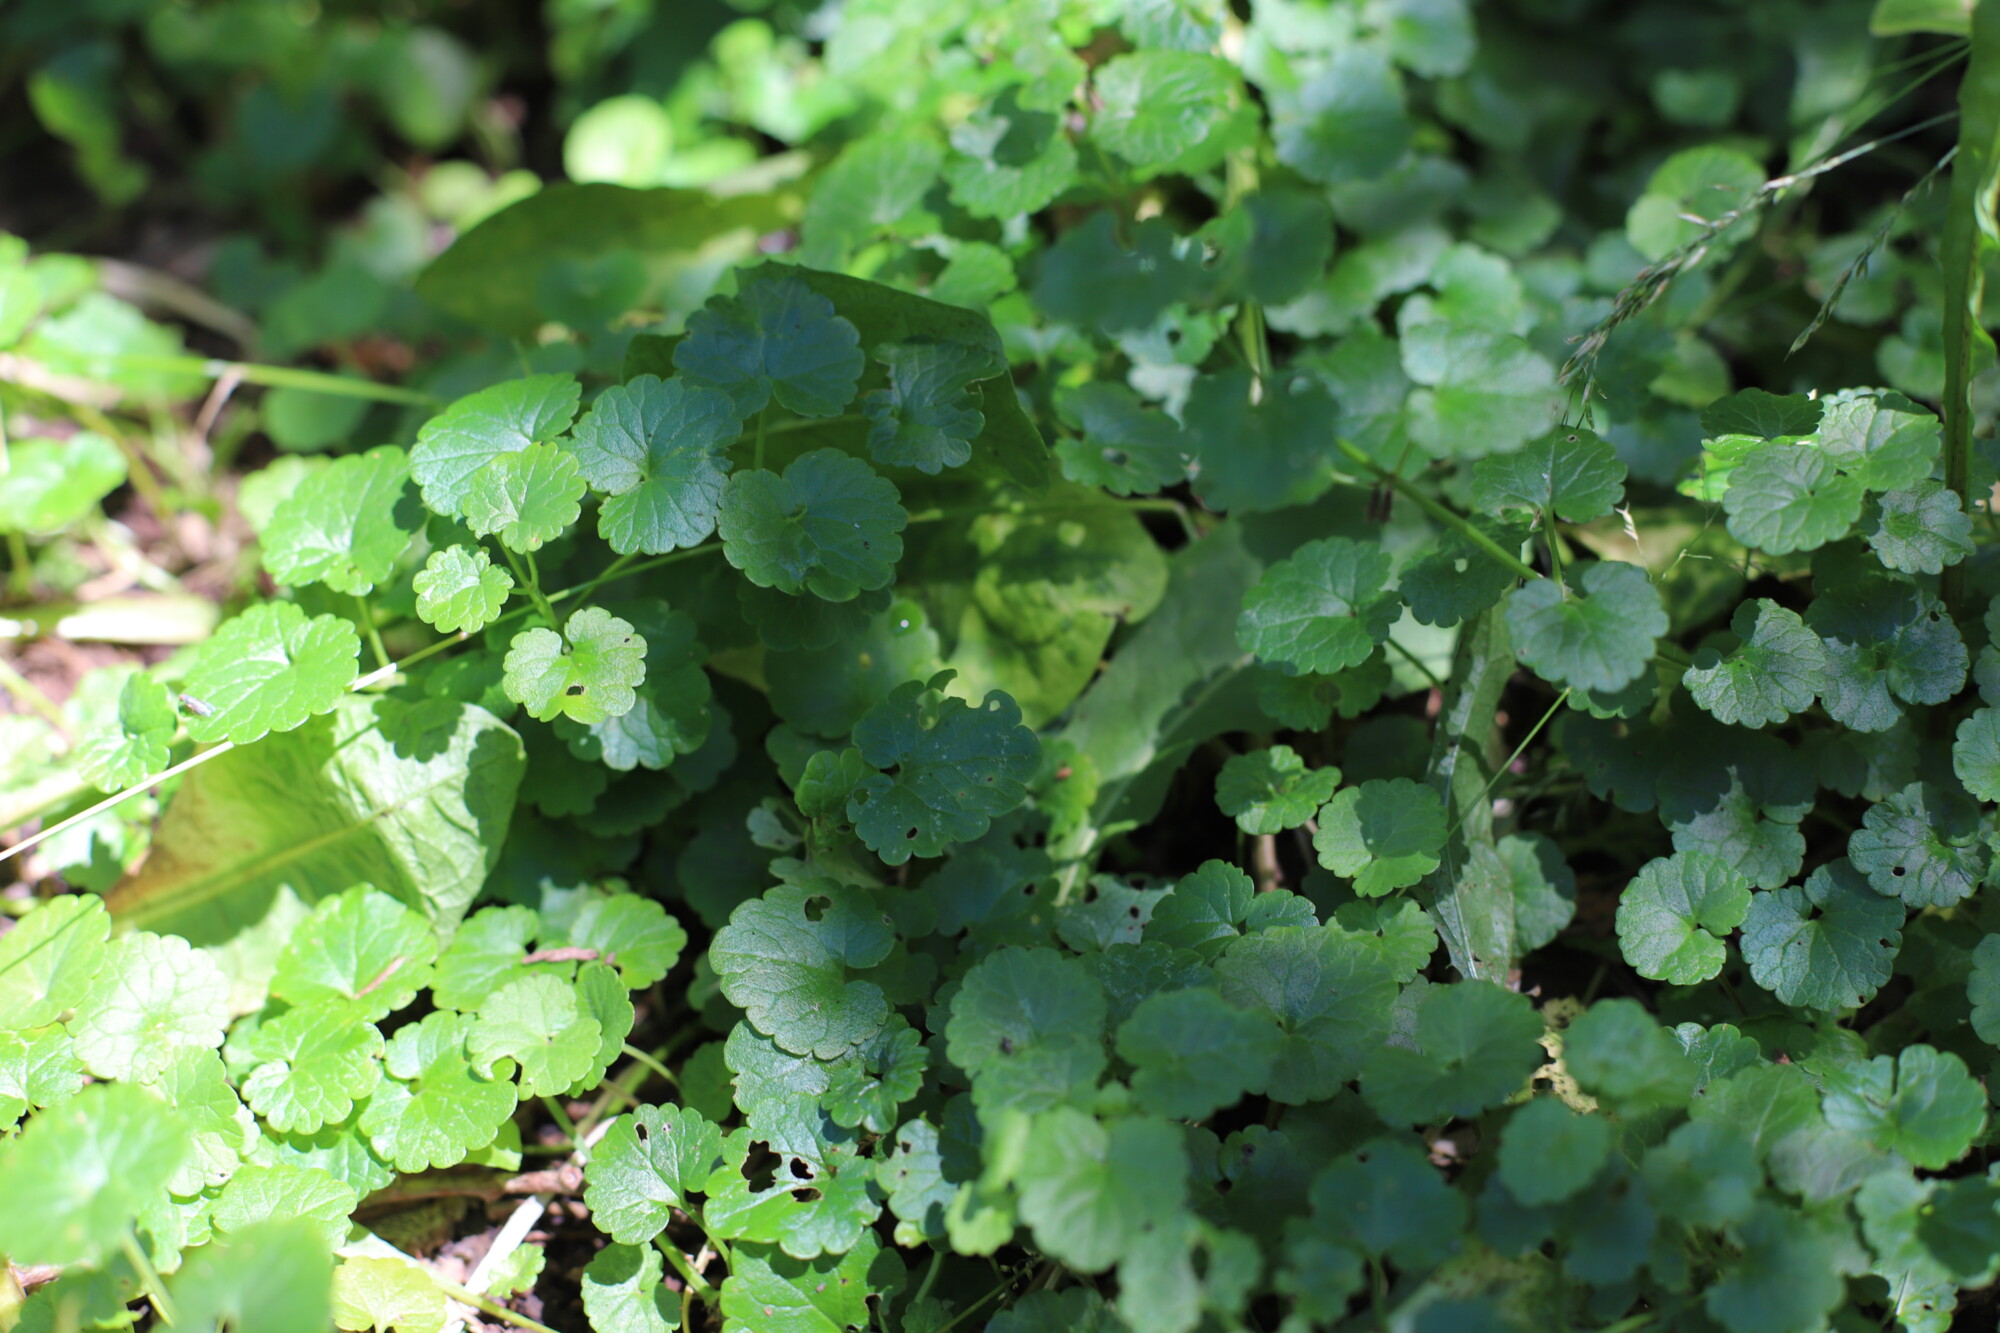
xmin=944 ymin=86 xmax=1080 ymax=219
xmin=1091 ymin=50 xmax=1236 ymax=171
xmin=1815 ymin=388 xmax=1939 ymax=492
xmin=271 ymin=885 xmax=439 ymax=1022
xmin=76 ymin=671 xmax=177 ymax=791
xmin=1614 ymin=852 xmax=1752 ymax=985
xmin=824 ymin=1020 xmax=929 ymax=1133
xmin=1741 ymin=858 xmax=1902 ymax=1011
xmin=581 ymin=1243 xmax=678 ymax=1333
xmin=1271 ymin=46 xmax=1409 ymax=185
xmin=0 ymin=1026 xmax=84 ymax=1129
xmin=1684 ymin=599 xmax=1825 ymax=728
xmin=1497 ymin=1098 xmax=1611 ymax=1206
xmin=70 ymin=931 xmax=229 ymax=1082
xmin=1806 ymin=577 xmax=1967 ymax=732
xmin=1505 ymin=561 xmax=1666 ymax=693
xmin=262 ymin=446 xmax=424 ymax=595
xmin=1014 ymin=1107 xmax=1189 ymax=1273
xmin=468 ymin=973 xmax=602 ymax=1096
xmin=358 ymin=1010 xmax=518 ymax=1172
xmin=1359 ymin=980 xmax=1544 ymax=1126
xmin=181 ymin=602 xmax=360 ymax=745
xmin=585 ymin=1103 xmax=729 ymax=1245
xmin=0 ymin=894 xmax=110 ymax=1029
xmin=558 ymin=613 xmax=711 ymax=772
xmin=1116 ymin=986 xmax=1282 ymax=1121
xmin=711 ymin=881 xmax=895 ymax=1059
xmin=1470 ymin=426 xmax=1626 ymax=523
xmin=1400 ymin=323 xmax=1561 ymax=460
xmin=0 ymin=433 xmax=126 ymax=535
xmin=569 ymin=375 xmax=743 ymax=556
xmin=946 ymin=946 xmax=1108 ymax=1115
xmin=413 ymin=545 xmax=514 ymax=634
xmin=1216 ymin=926 xmax=1400 ymax=1104
xmin=1849 ymin=781 xmax=1988 ymax=909
xmin=846 ymin=680 xmax=1041 ymax=865
xmin=674 ymin=271 xmax=864 ymax=418
xmin=0 ymin=1082 xmax=188 ymax=1267
xmin=213 ymin=1163 xmax=359 ymax=1253
xmin=556 ymin=892 xmax=689 ymax=990
xmin=1399 ymin=514 xmax=1532 ymax=629
xmin=1052 ymin=381 xmax=1187 ymax=496
xmin=718 ymin=1235 xmax=904 ymax=1333
xmin=410 ymin=373 xmax=581 ymax=518
xmin=1955 ymin=708 xmax=2000 ymax=802
xmin=863 ymin=339 xmax=988 ymax=474
xmin=331 ymin=1256 xmax=447 ymax=1333
xmin=718 ymin=450 xmax=905 ymax=600
xmin=1970 ymin=935 xmax=2000 ymax=1047
xmin=460 ymin=441 xmax=585 ymax=552
xmin=503 ymin=607 xmax=648 ymax=724
xmin=1721 ymin=443 xmax=1864 ymax=554
xmin=1236 ymin=537 xmax=1399 ymax=675
xmin=1184 ymin=369 xmax=1341 ymax=513
xmin=1822 ymin=1045 xmax=1988 ymax=1171
xmin=1866 ymin=480 xmax=1975 ymax=574
xmin=1703 ymin=1203 xmax=1855 ymax=1333
xmin=1215 ymin=746 xmax=1341 ymax=835
xmin=239 ymin=1003 xmax=385 ymax=1134
xmin=1312 ymin=777 xmax=1446 ymax=897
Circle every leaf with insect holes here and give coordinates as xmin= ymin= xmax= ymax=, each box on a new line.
xmin=1470 ymin=427 xmax=1627 ymax=522
xmin=468 ymin=973 xmax=603 ymax=1096
xmin=1849 ymin=781 xmax=1988 ymax=909
xmin=410 ymin=373 xmax=581 ymax=518
xmin=261 ymin=445 xmax=424 ymax=596
xmin=1216 ymin=746 xmax=1341 ymax=835
xmin=1615 ymin=852 xmax=1753 ymax=985
xmin=583 ymin=1102 xmax=728 ymax=1245
xmin=271 ymin=885 xmax=439 ymax=1022
xmin=845 ymin=676 xmax=1041 ymax=865
xmin=504 ymin=607 xmax=648 ymax=724
xmin=1312 ymin=778 xmax=1446 ymax=897
xmin=1053 ymin=381 xmax=1188 ymax=496
xmin=1684 ymin=599 xmax=1826 ymax=728
xmin=705 ymin=1127 xmax=884 ymax=1260
xmin=1506 ymin=561 xmax=1666 ymax=693
xmin=711 ymin=881 xmax=895 ymax=1059
xmin=824 ymin=1019 xmax=929 ymax=1134
xmin=1741 ymin=858 xmax=1902 ymax=1011
xmin=70 ymin=931 xmax=229 ymax=1082
xmin=718 ymin=450 xmax=906 ymax=600
xmin=239 ymin=1003 xmax=384 ymax=1134
xmin=558 ymin=611 xmax=711 ymax=771
xmin=567 ymin=375 xmax=744 ymax=556
xmin=675 ymin=271 xmax=865 ymax=418
xmin=1815 ymin=387 xmax=1940 ymax=492
xmin=460 ymin=442 xmax=585 ymax=552
xmin=863 ymin=340 xmax=989 ymax=474
xmin=1865 ymin=480 xmax=1974 ymax=574
xmin=181 ymin=602 xmax=360 ymax=745
xmin=75 ymin=671 xmax=177 ymax=791
xmin=946 ymin=946 xmax=1108 ymax=1116
xmin=1807 ymin=578 xmax=1967 ymax=733
xmin=0 ymin=1082 xmax=188 ymax=1267
xmin=413 ymin=545 xmax=514 ymax=634
xmin=1236 ymin=537 xmax=1399 ymax=676
xmin=358 ymin=1010 xmax=518 ymax=1172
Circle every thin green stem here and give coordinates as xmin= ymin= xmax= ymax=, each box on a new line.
xmin=764 ymin=413 xmax=862 ymax=437
xmin=541 ymin=1095 xmax=579 ymax=1147
xmin=433 ymin=1275 xmax=563 ymax=1333
xmin=5 ymin=530 xmax=29 ymax=599
xmin=1444 ymin=688 xmax=1569 ymax=844
xmin=929 ymin=1276 xmax=1015 ymax=1333
xmin=0 ymin=654 xmax=69 ymax=734
xmin=86 ymin=353 xmax=437 ymax=405
xmin=1333 ymin=437 xmax=1541 ymax=584
xmin=69 ymin=402 xmax=173 ymax=520
xmin=120 ymin=1230 xmax=177 ymax=1326
xmin=355 ymin=596 xmax=391 ymax=672
xmin=566 ymin=552 xmax=638 ymax=607
xmin=620 ymin=1042 xmax=681 ymax=1090
xmin=1543 ymin=519 xmax=1567 ymax=591
xmin=501 ymin=545 xmax=558 ymax=626
xmin=688 ymin=1204 xmax=735 ymax=1277
xmin=1384 ymin=636 xmax=1443 ymax=690
xmin=912 ymin=1248 xmax=946 ymax=1307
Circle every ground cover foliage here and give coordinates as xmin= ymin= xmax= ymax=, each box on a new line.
xmin=8 ymin=0 xmax=2000 ymax=1330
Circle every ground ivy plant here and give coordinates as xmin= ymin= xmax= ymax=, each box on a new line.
xmin=8 ymin=0 xmax=2000 ymax=1332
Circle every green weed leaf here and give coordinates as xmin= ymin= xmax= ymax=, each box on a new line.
xmin=413 ymin=545 xmax=514 ymax=634
xmin=1236 ymin=537 xmax=1398 ymax=675
xmin=1822 ymin=1046 xmax=1987 ymax=1170
xmin=568 ymin=374 xmax=744 ymax=555
xmin=675 ymin=271 xmax=864 ymax=417
xmin=1470 ymin=426 xmax=1626 ymax=522
xmin=358 ymin=1009 xmax=519 ymax=1171
xmin=711 ymin=881 xmax=895 ymax=1059
xmin=1614 ymin=852 xmax=1752 ymax=985
xmin=461 ymin=441 xmax=586 ymax=552
xmin=1216 ymin=745 xmax=1340 ymax=835
xmin=271 ymin=884 xmax=439 ymax=1022
xmin=182 ymin=602 xmax=360 ymax=744
xmin=1506 ymin=561 xmax=1666 ymax=693
xmin=263 ymin=445 xmax=424 ymax=594
xmin=76 ymin=671 xmax=176 ymax=790
xmin=847 ymin=678 xmax=1040 ymax=864
xmin=239 ymin=1003 xmax=384 ymax=1134
xmin=1721 ymin=443 xmax=1865 ymax=554
xmin=1091 ymin=51 xmax=1236 ymax=171
xmin=1849 ymin=781 xmax=1988 ymax=909
xmin=581 ymin=1243 xmax=679 ymax=1333
xmin=1216 ymin=926 xmax=1400 ymax=1104
xmin=1699 ymin=389 xmax=1824 ymax=440
xmin=1116 ymin=986 xmax=1282 ymax=1120
xmin=1312 ymin=777 xmax=1446 ymax=896
xmin=1684 ymin=599 xmax=1825 ymax=728
xmin=0 ymin=1083 xmax=187 ymax=1267
xmin=1741 ymin=859 xmax=1903 ymax=1010
xmin=718 ymin=450 xmax=905 ymax=599
xmin=1053 ymin=381 xmax=1188 ymax=496
xmin=946 ymin=946 xmax=1107 ymax=1115
xmin=1498 ymin=1099 xmax=1610 ymax=1205
xmin=1807 ymin=578 xmax=1967 ymax=732
xmin=411 ymin=373 xmax=582 ymax=519
xmin=1014 ymin=1108 xmax=1188 ymax=1271
xmin=862 ymin=340 xmax=987 ymax=473
xmin=469 ymin=973 xmax=603 ymax=1095
xmin=1865 ymin=480 xmax=1974 ymax=573
xmin=71 ymin=931 xmax=229 ymax=1081
xmin=504 ymin=606 xmax=648 ymax=724
xmin=1359 ymin=980 xmax=1543 ymax=1125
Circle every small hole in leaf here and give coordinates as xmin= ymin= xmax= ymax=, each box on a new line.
xmin=634 ymin=1121 xmax=649 ymax=1141
xmin=566 ymin=684 xmax=586 ymax=696
xmin=1105 ymin=448 xmax=1129 ymax=466
xmin=804 ymin=896 xmax=829 ymax=922
xmin=905 ymin=828 xmax=918 ymax=840
xmin=1891 ymin=865 xmax=1906 ymax=877
xmin=999 ymin=1037 xmax=1014 ymax=1055
xmin=788 ymin=1158 xmax=812 ymax=1180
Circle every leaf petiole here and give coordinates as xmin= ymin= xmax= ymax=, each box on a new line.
xmin=1333 ymin=437 xmax=1542 ymax=584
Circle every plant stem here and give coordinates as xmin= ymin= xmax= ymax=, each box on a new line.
xmin=120 ymin=1229 xmax=177 ymax=1326
xmin=620 ymin=1042 xmax=682 ymax=1089
xmin=929 ymin=1275 xmax=1015 ymax=1333
xmin=502 ymin=546 xmax=559 ymax=626
xmin=355 ymin=596 xmax=391 ymax=671
xmin=540 ymin=1095 xmax=579 ymax=1147
xmin=1939 ymin=2 xmax=2000 ymax=614
xmin=912 ymin=1248 xmax=946 ymax=1306
xmin=1384 ymin=636 xmax=1444 ymax=690
xmin=656 ymin=1236 xmax=713 ymax=1297
xmin=1332 ymin=437 xmax=1541 ymax=584
xmin=433 ymin=1275 xmax=563 ymax=1333
xmin=5 ymin=530 xmax=30 ymax=599
xmin=88 ymin=353 xmax=438 ymax=405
